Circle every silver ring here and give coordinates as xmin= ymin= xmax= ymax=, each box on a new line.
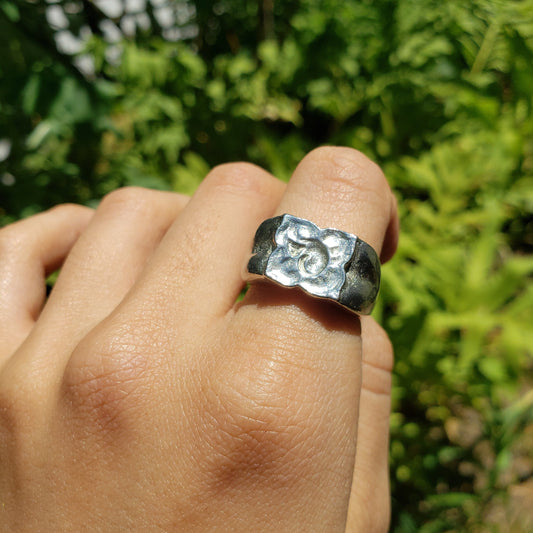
xmin=245 ymin=214 xmax=381 ymax=315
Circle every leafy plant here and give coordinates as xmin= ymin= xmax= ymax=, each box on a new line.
xmin=1 ymin=1 xmax=532 ymax=530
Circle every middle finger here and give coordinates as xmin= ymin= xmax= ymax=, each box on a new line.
xmin=228 ymin=146 xmax=398 ymax=525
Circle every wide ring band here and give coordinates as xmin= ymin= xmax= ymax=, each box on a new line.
xmin=244 ymin=214 xmax=381 ymax=315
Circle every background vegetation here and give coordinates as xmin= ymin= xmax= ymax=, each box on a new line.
xmin=1 ymin=0 xmax=532 ymax=530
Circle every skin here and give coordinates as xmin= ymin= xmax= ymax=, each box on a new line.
xmin=0 ymin=147 xmax=399 ymax=532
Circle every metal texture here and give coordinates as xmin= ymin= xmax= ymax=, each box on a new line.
xmin=245 ymin=214 xmax=380 ymax=315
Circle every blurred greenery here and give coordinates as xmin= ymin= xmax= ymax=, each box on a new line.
xmin=1 ymin=0 xmax=532 ymax=530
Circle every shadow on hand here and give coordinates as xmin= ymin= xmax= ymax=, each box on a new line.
xmin=237 ymin=281 xmax=362 ymax=336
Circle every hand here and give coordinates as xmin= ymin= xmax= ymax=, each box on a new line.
xmin=0 ymin=147 xmax=398 ymax=532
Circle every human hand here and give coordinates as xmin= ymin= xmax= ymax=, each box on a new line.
xmin=0 ymin=147 xmax=398 ymax=532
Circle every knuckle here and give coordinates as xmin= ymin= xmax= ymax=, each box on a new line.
xmin=0 ymin=204 xmax=92 ymax=261
xmin=0 ymin=226 xmax=25 ymax=258
xmin=361 ymin=363 xmax=392 ymax=397
xmin=204 ymin=162 xmax=275 ymax=198
xmin=200 ymin=397 xmax=311 ymax=494
xmin=61 ymin=322 xmax=154 ymax=435
xmin=361 ymin=320 xmax=394 ymax=396
xmin=48 ymin=203 xmax=90 ymax=217
xmin=362 ymin=319 xmax=395 ymax=371
xmin=304 ymin=146 xmax=390 ymax=204
xmin=196 ymin=341 xmax=322 ymax=493
xmin=99 ymin=186 xmax=154 ymax=216
xmin=160 ymin=217 xmax=212 ymax=289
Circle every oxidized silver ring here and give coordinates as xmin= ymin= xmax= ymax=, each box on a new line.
xmin=245 ymin=214 xmax=381 ymax=315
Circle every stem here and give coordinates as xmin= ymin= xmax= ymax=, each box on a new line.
xmin=471 ymin=22 xmax=499 ymax=74
xmin=259 ymin=0 xmax=275 ymax=40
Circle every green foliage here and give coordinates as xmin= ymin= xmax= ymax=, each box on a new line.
xmin=384 ymin=122 xmax=533 ymax=530
xmin=1 ymin=0 xmax=532 ymax=530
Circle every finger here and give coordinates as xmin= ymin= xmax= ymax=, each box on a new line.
xmin=50 ymin=166 xmax=284 ymax=530
xmin=281 ymin=146 xmax=395 ymax=256
xmin=0 ymin=204 xmax=93 ymax=359
xmin=242 ymin=146 xmax=396 ymax=321
xmin=346 ymin=317 xmax=393 ymax=533
xmin=129 ymin=163 xmax=285 ymax=321
xmin=14 ymin=188 xmax=188 ymax=374
xmin=55 ymin=150 xmax=395 ymax=531
xmin=217 ymin=147 xmax=397 ymax=528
